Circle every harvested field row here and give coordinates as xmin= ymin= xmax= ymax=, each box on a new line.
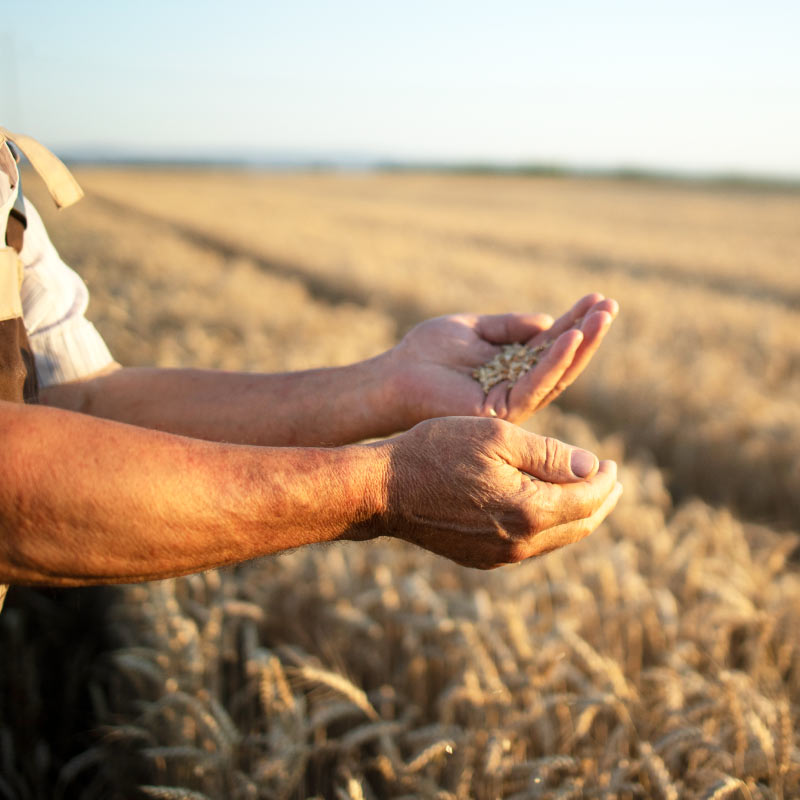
xmin=30 ymin=193 xmax=395 ymax=374
xmin=73 ymin=170 xmax=800 ymax=305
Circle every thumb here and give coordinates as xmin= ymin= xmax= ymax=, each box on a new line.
xmin=509 ymin=430 xmax=599 ymax=483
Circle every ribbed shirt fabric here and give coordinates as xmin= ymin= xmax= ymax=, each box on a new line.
xmin=19 ymin=198 xmax=114 ymax=386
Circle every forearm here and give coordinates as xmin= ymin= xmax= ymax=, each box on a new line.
xmin=40 ymin=354 xmax=404 ymax=446
xmin=0 ymin=401 xmax=386 ymax=586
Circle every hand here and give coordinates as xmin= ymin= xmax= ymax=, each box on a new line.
xmin=373 ymin=416 xmax=622 ymax=569
xmin=388 ymin=293 xmax=618 ymax=426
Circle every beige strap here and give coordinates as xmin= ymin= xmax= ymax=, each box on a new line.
xmin=0 ymin=247 xmax=23 ymax=322
xmin=0 ymin=141 xmax=17 ymax=188
xmin=0 ymin=127 xmax=83 ymax=209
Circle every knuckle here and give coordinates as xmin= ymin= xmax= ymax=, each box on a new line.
xmin=480 ymin=416 xmax=511 ymax=445
xmin=584 ymin=486 xmax=608 ymax=516
xmin=497 ymin=539 xmax=526 ymax=564
xmin=572 ymin=500 xmax=596 ymax=526
xmin=484 ymin=416 xmax=504 ymax=434
xmin=572 ymin=519 xmax=594 ymax=544
xmin=572 ymin=512 xmax=601 ymax=542
xmin=490 ymin=416 xmax=511 ymax=436
xmin=543 ymin=436 xmax=561 ymax=473
xmin=513 ymin=494 xmax=548 ymax=536
xmin=519 ymin=503 xmax=543 ymax=534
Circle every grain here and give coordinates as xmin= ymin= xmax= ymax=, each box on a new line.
xmin=472 ymin=342 xmax=548 ymax=393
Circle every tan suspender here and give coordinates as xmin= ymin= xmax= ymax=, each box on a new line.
xmin=0 ymin=126 xmax=83 ymax=209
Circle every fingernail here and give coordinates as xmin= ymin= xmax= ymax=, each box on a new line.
xmin=571 ymin=449 xmax=597 ymax=478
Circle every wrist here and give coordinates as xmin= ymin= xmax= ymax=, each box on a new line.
xmin=250 ymin=441 xmax=391 ymax=550
xmin=345 ymin=348 xmax=411 ymax=437
xmin=370 ymin=346 xmax=419 ymax=432
xmin=336 ymin=441 xmax=392 ymax=542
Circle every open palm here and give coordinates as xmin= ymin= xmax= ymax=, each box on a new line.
xmin=390 ymin=293 xmax=618 ymax=427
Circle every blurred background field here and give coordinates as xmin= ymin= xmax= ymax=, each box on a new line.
xmin=0 ymin=170 xmax=797 ymax=799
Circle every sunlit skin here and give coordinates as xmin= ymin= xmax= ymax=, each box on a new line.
xmin=0 ymin=293 xmax=621 ymax=586
xmin=41 ymin=294 xmax=618 ymax=446
xmin=389 ymin=293 xmax=617 ymax=426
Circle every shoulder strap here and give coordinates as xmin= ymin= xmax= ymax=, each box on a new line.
xmin=0 ymin=127 xmax=83 ymax=209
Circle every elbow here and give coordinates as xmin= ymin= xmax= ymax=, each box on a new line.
xmin=38 ymin=361 xmax=123 ymax=414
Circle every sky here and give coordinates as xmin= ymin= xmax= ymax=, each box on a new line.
xmin=2 ymin=0 xmax=799 ymax=176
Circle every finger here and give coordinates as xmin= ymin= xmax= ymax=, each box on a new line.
xmin=504 ymin=426 xmax=604 ymax=483
xmin=527 ymin=293 xmax=605 ymax=345
xmin=537 ymin=306 xmax=616 ymax=409
xmin=591 ymin=297 xmax=619 ymax=318
xmin=506 ymin=328 xmax=583 ymax=420
xmin=482 ymin=379 xmax=510 ymax=419
xmin=518 ymin=460 xmax=618 ymax=533
xmin=513 ymin=479 xmax=623 ymax=560
xmin=476 ymin=312 xmax=554 ymax=345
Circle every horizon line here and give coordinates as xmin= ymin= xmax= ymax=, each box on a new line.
xmin=51 ymin=150 xmax=800 ymax=191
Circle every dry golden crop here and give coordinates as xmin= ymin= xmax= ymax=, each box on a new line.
xmin=0 ymin=170 xmax=798 ymax=799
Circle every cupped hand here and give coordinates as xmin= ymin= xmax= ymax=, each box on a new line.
xmin=389 ymin=293 xmax=618 ymax=427
xmin=374 ymin=416 xmax=622 ymax=569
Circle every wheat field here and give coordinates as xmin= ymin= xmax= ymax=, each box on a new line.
xmin=0 ymin=170 xmax=798 ymax=799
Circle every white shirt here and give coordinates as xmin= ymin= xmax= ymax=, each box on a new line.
xmin=19 ymin=198 xmax=114 ymax=386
